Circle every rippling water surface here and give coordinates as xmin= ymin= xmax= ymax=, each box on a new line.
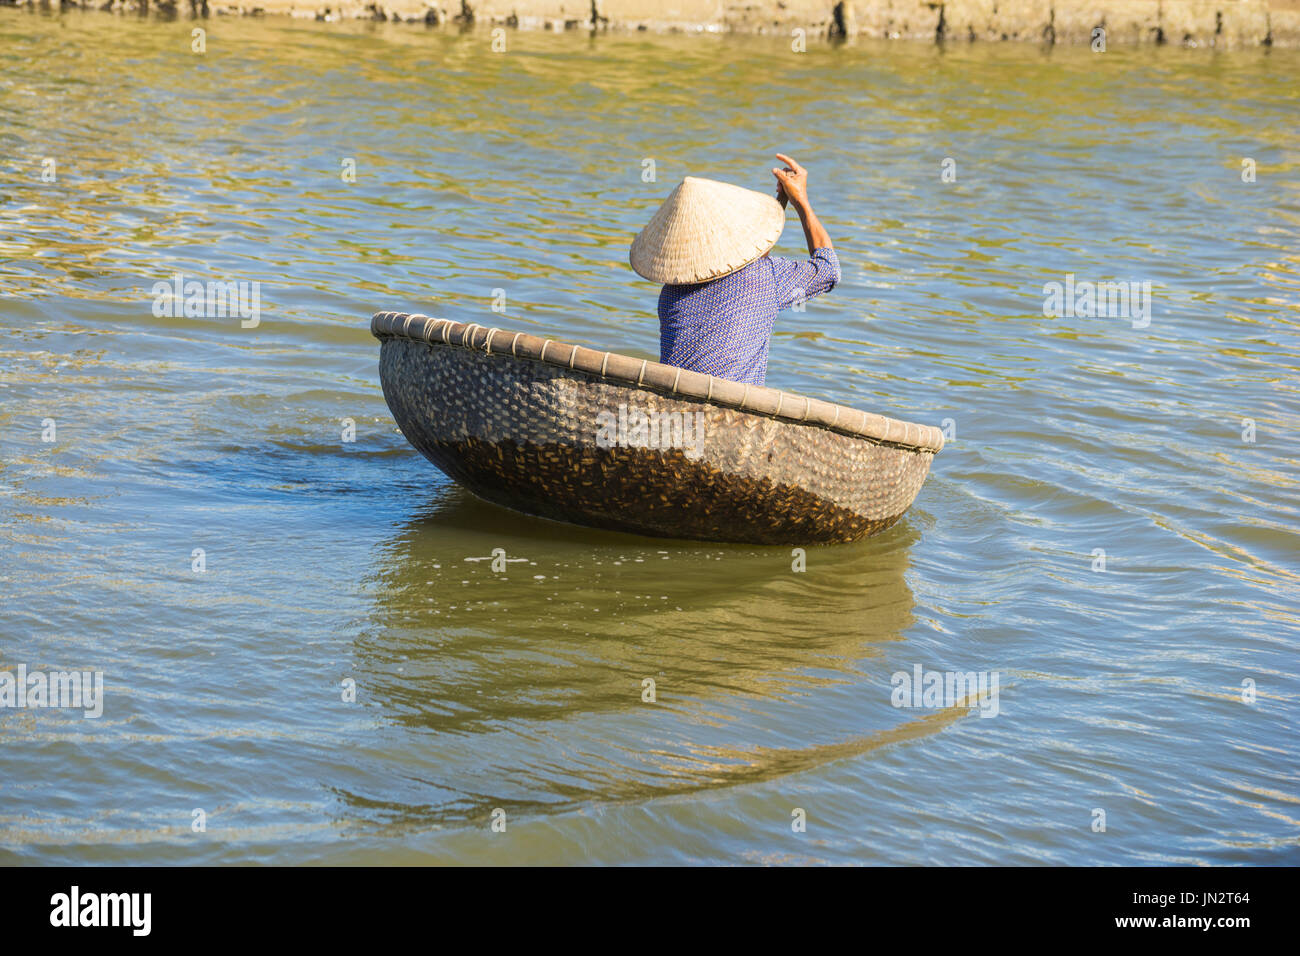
xmin=2 ymin=11 xmax=1298 ymax=864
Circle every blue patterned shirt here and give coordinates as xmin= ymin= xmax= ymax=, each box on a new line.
xmin=658 ymin=247 xmax=840 ymax=386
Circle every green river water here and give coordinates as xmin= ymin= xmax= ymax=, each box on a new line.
xmin=1 ymin=11 xmax=1298 ymax=864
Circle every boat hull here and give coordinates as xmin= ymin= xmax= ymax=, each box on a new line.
xmin=376 ymin=323 xmax=940 ymax=545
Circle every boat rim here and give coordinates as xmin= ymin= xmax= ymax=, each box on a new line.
xmin=372 ymin=311 xmax=945 ymax=453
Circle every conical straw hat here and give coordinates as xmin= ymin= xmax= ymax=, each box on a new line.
xmin=630 ymin=176 xmax=785 ymax=284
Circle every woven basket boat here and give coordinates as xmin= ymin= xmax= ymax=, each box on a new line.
xmin=372 ymin=311 xmax=944 ymax=545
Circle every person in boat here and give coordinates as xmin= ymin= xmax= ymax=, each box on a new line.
xmin=629 ymin=154 xmax=839 ymax=388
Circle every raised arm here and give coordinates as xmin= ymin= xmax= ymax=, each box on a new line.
xmin=772 ymin=153 xmax=833 ymax=255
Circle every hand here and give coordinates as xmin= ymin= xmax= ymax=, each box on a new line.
xmin=772 ymin=153 xmax=810 ymax=211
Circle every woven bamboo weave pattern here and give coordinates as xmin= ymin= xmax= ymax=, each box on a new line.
xmin=372 ymin=312 xmax=943 ymax=544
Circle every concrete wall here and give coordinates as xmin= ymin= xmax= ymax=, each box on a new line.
xmin=39 ymin=0 xmax=1300 ymax=46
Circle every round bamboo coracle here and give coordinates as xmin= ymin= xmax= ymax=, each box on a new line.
xmin=372 ymin=311 xmax=943 ymax=544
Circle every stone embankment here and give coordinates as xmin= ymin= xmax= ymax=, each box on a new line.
xmin=12 ymin=0 xmax=1300 ymax=46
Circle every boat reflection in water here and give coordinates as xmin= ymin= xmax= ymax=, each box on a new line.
xmin=336 ymin=486 xmax=959 ymax=833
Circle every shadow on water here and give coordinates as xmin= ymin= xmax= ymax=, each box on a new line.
xmin=362 ymin=485 xmax=922 ymax=698
xmin=321 ymin=486 xmax=954 ymax=827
